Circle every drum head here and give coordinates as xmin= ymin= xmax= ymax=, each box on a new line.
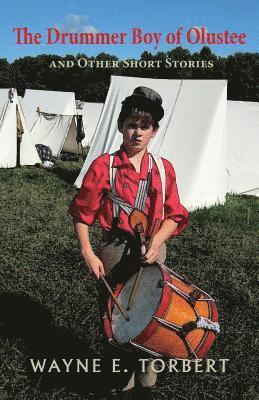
xmin=111 ymin=266 xmax=162 ymax=344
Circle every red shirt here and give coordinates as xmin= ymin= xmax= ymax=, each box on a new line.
xmin=69 ymin=147 xmax=188 ymax=237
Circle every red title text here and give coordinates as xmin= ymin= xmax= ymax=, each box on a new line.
xmin=13 ymin=27 xmax=247 ymax=49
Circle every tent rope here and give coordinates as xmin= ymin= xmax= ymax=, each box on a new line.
xmin=156 ymin=79 xmax=183 ymax=154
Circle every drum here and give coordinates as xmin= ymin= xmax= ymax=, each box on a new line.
xmin=104 ymin=264 xmax=219 ymax=359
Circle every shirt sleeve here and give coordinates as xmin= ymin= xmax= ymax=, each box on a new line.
xmin=68 ymin=155 xmax=109 ymax=226
xmin=163 ymin=158 xmax=188 ymax=236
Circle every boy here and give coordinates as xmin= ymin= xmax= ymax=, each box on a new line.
xmin=69 ymin=86 xmax=188 ymax=399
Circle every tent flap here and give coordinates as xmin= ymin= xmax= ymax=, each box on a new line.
xmin=22 ymin=89 xmax=78 ymax=156
xmin=227 ymin=101 xmax=259 ymax=196
xmin=0 ymin=88 xmax=41 ymax=168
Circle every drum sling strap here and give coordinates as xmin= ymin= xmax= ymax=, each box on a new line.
xmin=107 ymin=152 xmax=166 ymax=219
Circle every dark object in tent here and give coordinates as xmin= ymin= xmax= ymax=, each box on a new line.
xmin=36 ymin=144 xmax=53 ymax=162
xmin=76 ymin=115 xmax=85 ymax=143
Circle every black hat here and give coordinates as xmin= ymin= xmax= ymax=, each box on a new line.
xmin=121 ymin=86 xmax=164 ymax=122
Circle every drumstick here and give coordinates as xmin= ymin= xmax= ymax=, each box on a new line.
xmin=100 ymin=274 xmax=129 ymax=321
xmin=146 ymin=218 xmax=160 ymax=252
xmin=126 ymin=266 xmax=143 ymax=311
xmin=126 ymin=219 xmax=160 ymax=311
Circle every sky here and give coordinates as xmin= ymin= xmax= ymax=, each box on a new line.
xmin=1 ymin=0 xmax=258 ymax=61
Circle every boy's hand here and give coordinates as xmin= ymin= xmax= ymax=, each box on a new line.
xmin=81 ymin=250 xmax=105 ymax=279
xmin=140 ymin=243 xmax=160 ymax=264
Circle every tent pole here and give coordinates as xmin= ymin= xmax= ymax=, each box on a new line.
xmin=16 ymin=105 xmax=21 ymax=168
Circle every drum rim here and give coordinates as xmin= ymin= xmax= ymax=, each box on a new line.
xmin=133 ymin=266 xmax=172 ymax=345
xmin=104 ymin=265 xmax=168 ymax=342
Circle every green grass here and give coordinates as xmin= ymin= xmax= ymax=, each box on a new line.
xmin=0 ymin=161 xmax=258 ymax=400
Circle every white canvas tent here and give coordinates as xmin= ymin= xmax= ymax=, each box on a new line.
xmin=76 ymin=101 xmax=104 ymax=147
xmin=0 ymin=88 xmax=41 ymax=168
xmin=75 ymin=76 xmax=227 ymax=211
xmin=22 ymin=89 xmax=79 ymax=156
xmin=227 ymin=101 xmax=259 ymax=197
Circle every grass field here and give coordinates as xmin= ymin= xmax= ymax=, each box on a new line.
xmin=0 ymin=159 xmax=258 ymax=400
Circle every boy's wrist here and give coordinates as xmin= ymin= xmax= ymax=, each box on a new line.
xmin=151 ymin=235 xmax=163 ymax=249
xmin=81 ymin=246 xmax=94 ymax=256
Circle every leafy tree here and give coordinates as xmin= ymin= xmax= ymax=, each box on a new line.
xmin=226 ymin=52 xmax=258 ymax=101
xmin=0 ymin=59 xmax=12 ymax=88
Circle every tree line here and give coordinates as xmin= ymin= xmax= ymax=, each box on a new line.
xmin=0 ymin=46 xmax=258 ymax=102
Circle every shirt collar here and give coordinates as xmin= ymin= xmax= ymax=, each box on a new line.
xmin=113 ymin=145 xmax=150 ymax=180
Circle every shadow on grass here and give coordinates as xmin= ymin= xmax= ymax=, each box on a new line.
xmin=0 ymin=292 xmax=135 ymax=398
xmin=50 ymin=165 xmax=81 ymax=186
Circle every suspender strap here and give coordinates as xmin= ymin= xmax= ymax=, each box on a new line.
xmin=135 ymin=154 xmax=152 ymax=211
xmin=151 ymin=154 xmax=166 ymax=219
xmin=107 ymin=192 xmax=134 ymax=215
xmin=109 ymin=152 xmax=120 ymax=218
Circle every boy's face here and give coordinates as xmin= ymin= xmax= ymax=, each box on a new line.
xmin=120 ymin=117 xmax=158 ymax=154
